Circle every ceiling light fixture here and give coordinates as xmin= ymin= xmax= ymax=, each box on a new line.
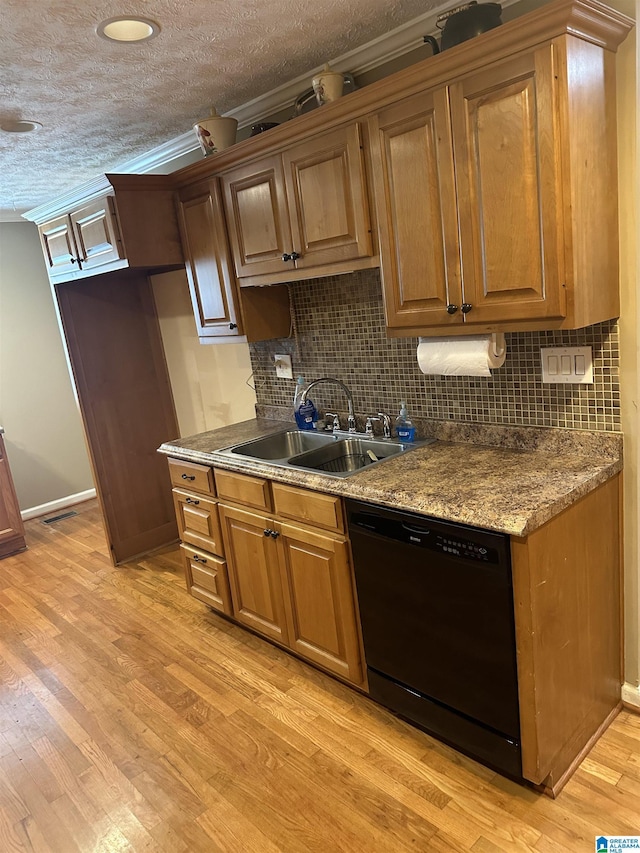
xmin=0 ymin=120 xmax=42 ymax=133
xmin=96 ymin=16 xmax=160 ymax=43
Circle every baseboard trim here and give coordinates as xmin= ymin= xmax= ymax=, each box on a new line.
xmin=21 ymin=489 xmax=97 ymax=521
xmin=622 ymin=682 xmax=640 ymax=711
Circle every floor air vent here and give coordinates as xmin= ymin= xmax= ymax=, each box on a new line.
xmin=42 ymin=510 xmax=78 ymax=525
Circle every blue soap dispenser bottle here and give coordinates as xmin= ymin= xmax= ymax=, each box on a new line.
xmin=395 ymin=401 xmax=416 ymax=443
xmin=294 ymin=377 xmax=318 ymax=430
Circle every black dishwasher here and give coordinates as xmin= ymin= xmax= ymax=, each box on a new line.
xmin=346 ymin=499 xmax=522 ymax=779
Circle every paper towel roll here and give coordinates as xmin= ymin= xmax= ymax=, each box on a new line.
xmin=417 ymin=334 xmax=506 ymax=377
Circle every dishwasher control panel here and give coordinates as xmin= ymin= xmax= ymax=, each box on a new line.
xmin=434 ymin=533 xmax=496 ymax=563
xmin=349 ymin=505 xmax=505 ymax=566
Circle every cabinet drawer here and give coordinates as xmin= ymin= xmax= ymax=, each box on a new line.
xmin=181 ymin=544 xmax=232 ymax=616
xmin=168 ymin=458 xmax=215 ymax=496
xmin=272 ymin=482 xmax=345 ymax=534
xmin=173 ymin=489 xmax=224 ymax=556
xmin=214 ymin=469 xmax=271 ymax=512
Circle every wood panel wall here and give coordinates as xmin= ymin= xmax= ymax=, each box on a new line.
xmin=55 ymin=271 xmax=179 ymax=563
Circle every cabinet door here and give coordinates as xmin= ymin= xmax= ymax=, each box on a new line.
xmin=218 ymin=504 xmax=288 ymax=644
xmin=0 ymin=435 xmax=26 ymax=559
xmin=450 ymin=46 xmax=565 ymax=324
xmin=177 ymin=179 xmax=243 ymax=338
xmin=221 ymin=155 xmax=292 ymax=278
xmin=370 ymin=90 xmax=462 ymax=330
xmin=37 ymin=215 xmax=81 ymax=277
xmin=283 ymin=123 xmax=373 ymax=269
xmin=173 ymin=489 xmax=224 ymax=556
xmin=70 ymin=196 xmax=124 ymax=272
xmin=278 ymin=522 xmax=363 ymax=684
xmin=181 ymin=544 xmax=232 ymax=616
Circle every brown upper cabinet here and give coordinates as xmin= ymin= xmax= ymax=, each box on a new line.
xmin=220 ymin=122 xmax=375 ymax=285
xmin=176 ymin=177 xmax=291 ymax=342
xmin=36 ymin=174 xmax=183 ymax=282
xmin=29 ymin=0 xmax=632 ymax=336
xmin=39 ymin=197 xmax=123 ymax=278
xmin=369 ymin=35 xmax=623 ymax=334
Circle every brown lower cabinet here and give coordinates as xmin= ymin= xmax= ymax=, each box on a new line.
xmin=170 ymin=461 xmax=365 ymax=688
xmin=0 ymin=433 xmax=26 ymax=559
xmin=167 ymin=455 xmax=621 ymax=794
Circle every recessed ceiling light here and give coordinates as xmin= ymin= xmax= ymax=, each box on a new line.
xmin=96 ymin=16 xmax=160 ymax=43
xmin=0 ymin=120 xmax=42 ymax=133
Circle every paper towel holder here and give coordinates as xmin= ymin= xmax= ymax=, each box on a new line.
xmin=491 ymin=332 xmax=506 ymax=359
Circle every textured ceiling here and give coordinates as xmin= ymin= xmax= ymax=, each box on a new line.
xmin=1 ymin=0 xmax=439 ymax=215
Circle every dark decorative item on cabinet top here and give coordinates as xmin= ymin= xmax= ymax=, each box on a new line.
xmin=423 ymin=1 xmax=502 ymax=54
xmin=250 ymin=122 xmax=279 ymax=136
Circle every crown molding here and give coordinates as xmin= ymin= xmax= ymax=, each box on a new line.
xmin=227 ymin=0 xmax=521 ymax=128
xmin=22 ymin=176 xmax=113 ymax=223
xmin=21 ymin=0 xmax=526 ymax=223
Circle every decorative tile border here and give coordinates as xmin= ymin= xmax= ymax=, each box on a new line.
xmin=249 ymin=269 xmax=620 ymax=433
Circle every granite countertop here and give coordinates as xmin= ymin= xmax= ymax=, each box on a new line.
xmin=158 ymin=417 xmax=622 ymax=538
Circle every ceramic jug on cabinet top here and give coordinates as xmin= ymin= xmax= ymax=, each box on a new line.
xmin=312 ymin=64 xmax=344 ymax=106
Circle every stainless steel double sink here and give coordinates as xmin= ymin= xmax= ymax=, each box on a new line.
xmin=218 ymin=429 xmax=430 ymax=478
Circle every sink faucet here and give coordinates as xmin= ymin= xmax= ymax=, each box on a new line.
xmin=301 ymin=378 xmax=356 ymax=433
xmin=378 ymin=412 xmax=392 ymax=439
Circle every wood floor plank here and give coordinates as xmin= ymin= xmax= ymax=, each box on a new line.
xmin=0 ymin=500 xmax=638 ymax=852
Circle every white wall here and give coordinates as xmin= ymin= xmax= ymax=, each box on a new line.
xmin=0 ymin=224 xmax=257 ymax=516
xmin=0 ymin=222 xmax=94 ymax=512
xmin=151 ymin=269 xmax=257 ymax=438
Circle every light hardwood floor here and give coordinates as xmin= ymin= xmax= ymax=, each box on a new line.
xmin=0 ymin=499 xmax=638 ymax=852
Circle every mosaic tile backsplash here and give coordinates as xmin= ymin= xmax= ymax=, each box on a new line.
xmin=248 ymin=269 xmax=620 ymax=433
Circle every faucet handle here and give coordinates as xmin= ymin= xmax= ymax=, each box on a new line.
xmin=377 ymin=412 xmax=392 ymax=439
xmin=324 ymin=412 xmax=340 ymax=432
xmin=365 ymin=416 xmax=381 ymax=437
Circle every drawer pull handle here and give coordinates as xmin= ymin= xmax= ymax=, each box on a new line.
xmin=192 ymin=554 xmax=207 ymax=564
xmin=186 ymin=498 xmax=200 ymax=505
xmin=181 ymin=473 xmax=196 ymax=481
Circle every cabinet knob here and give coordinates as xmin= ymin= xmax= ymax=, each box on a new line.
xmin=281 ymin=252 xmax=301 ymax=262
xmin=185 ymin=498 xmax=200 ymax=505
xmin=264 ymin=528 xmax=271 ymax=537
xmin=70 ymin=257 xmax=78 ymax=265
xmin=229 ymin=323 xmax=238 ymax=330
xmin=446 ymin=304 xmax=459 ymax=315
xmin=181 ymin=473 xmax=196 ymax=481
xmin=270 ymin=530 xmax=280 ymax=539
xmin=461 ymin=303 xmax=473 ymax=314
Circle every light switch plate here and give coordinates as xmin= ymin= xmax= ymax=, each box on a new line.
xmin=541 ymin=346 xmax=593 ymax=384
xmin=274 ymin=353 xmax=293 ymax=379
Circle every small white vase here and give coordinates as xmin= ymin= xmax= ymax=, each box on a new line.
xmin=193 ymin=108 xmax=238 ymax=156
xmin=312 ymin=64 xmax=344 ymax=106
